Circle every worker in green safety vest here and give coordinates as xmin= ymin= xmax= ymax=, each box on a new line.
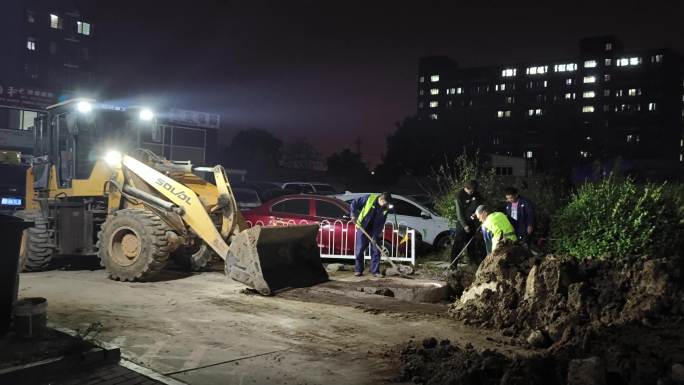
xmin=349 ymin=192 xmax=392 ymax=277
xmin=475 ymin=205 xmax=517 ymax=254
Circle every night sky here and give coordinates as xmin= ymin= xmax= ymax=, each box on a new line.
xmin=80 ymin=0 xmax=683 ymax=166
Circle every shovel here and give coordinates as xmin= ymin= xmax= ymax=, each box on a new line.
xmin=352 ymin=222 xmax=414 ymax=276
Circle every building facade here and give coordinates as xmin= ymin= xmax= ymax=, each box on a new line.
xmin=0 ymin=0 xmax=95 ymax=152
xmin=417 ymin=36 xmax=684 ymax=177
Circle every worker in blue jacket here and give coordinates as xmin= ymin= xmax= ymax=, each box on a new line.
xmin=504 ymin=187 xmax=535 ymax=246
xmin=349 ymin=192 xmax=392 ymax=277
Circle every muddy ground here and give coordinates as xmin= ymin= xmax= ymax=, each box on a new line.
xmin=17 ymin=262 xmax=534 ymax=385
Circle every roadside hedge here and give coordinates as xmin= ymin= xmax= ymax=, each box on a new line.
xmin=551 ymin=176 xmax=682 ymax=260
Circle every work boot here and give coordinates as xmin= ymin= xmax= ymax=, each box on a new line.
xmin=373 ymin=273 xmax=384 ymax=278
xmin=354 ymin=272 xmax=362 ymax=277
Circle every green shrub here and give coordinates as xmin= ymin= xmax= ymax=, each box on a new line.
xmin=551 ymin=176 xmax=682 ymax=260
xmin=430 ymin=151 xmax=565 ymax=238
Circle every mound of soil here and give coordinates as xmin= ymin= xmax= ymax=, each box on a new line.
xmin=414 ymin=246 xmax=684 ymax=384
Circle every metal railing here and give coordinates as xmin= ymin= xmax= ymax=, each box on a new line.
xmin=244 ymin=219 xmax=416 ymax=266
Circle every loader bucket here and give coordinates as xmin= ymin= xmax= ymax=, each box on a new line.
xmin=225 ymin=224 xmax=328 ymax=295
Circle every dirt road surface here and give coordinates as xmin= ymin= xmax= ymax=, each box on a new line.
xmin=19 ymin=268 xmax=530 ymax=385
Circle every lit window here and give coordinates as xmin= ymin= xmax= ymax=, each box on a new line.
xmin=419 ymin=76 xmax=424 ymax=83
xmin=564 ymin=92 xmax=575 ymax=100
xmin=543 ymin=80 xmax=548 ymax=88
xmin=429 ymin=113 xmax=438 ymax=120
xmin=583 ymin=76 xmax=596 ymax=84
xmin=554 ymin=63 xmax=577 ymax=72
xmin=566 ymin=78 xmax=573 ymax=85
xmin=419 ymin=89 xmax=424 ymax=95
xmin=50 ymin=14 xmax=62 ymax=29
xmin=580 ymin=151 xmax=589 ymax=158
xmin=77 ymin=21 xmax=91 ymax=35
xmin=456 ymin=87 xmax=463 ymax=94
xmin=497 ymin=111 xmax=504 ymax=118
xmin=528 ymin=109 xmax=534 ymax=116
xmin=430 ymin=74 xmax=440 ymax=82
xmin=648 ymin=102 xmax=656 ymax=111
xmin=628 ymin=88 xmax=637 ymax=96
xmin=582 ymin=106 xmax=595 ymax=113
xmin=652 ymin=54 xmax=663 ymax=63
xmin=447 ymin=88 xmax=456 ymax=95
xmin=528 ymin=108 xmax=542 ymax=116
xmin=526 ymin=65 xmax=548 ymax=75
xmin=616 ymin=89 xmax=623 ymax=97
xmin=26 ymin=38 xmax=36 ymax=51
xmin=430 ymin=88 xmax=439 ymax=95
xmin=502 ymin=68 xmax=517 ymax=77
xmin=583 ymin=91 xmax=595 ymax=98
xmin=605 ymin=58 xmax=612 ymax=66
xmin=616 ymin=57 xmax=641 ymax=67
xmin=584 ymin=60 xmax=597 ymax=68
xmin=525 ymin=151 xmax=533 ymax=159
xmin=604 ymin=74 xmax=611 ymax=82
xmin=604 ymin=89 xmax=610 ymax=96
xmin=429 ymin=101 xmax=438 ymax=108
xmin=504 ymin=110 xmax=511 ymax=117
xmin=605 ymin=43 xmax=612 ymax=51
xmin=495 ymin=83 xmax=506 ymax=91
xmin=505 ymin=96 xmax=514 ymax=104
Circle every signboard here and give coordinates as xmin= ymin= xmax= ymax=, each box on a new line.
xmin=0 ymin=84 xmax=56 ymax=110
xmin=0 ymin=129 xmax=34 ymax=151
xmin=167 ymin=108 xmax=220 ymax=129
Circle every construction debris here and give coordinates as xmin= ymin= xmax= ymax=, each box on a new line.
xmin=401 ymin=245 xmax=684 ymax=384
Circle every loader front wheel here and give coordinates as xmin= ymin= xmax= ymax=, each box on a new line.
xmin=97 ymin=209 xmax=173 ymax=281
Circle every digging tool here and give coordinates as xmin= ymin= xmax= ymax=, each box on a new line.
xmin=352 ymin=221 xmax=414 ymax=276
xmin=447 ymin=235 xmax=475 ymax=269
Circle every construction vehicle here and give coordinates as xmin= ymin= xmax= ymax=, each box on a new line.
xmin=16 ymin=99 xmax=327 ymax=295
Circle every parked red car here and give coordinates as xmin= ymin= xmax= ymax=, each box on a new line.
xmin=241 ymin=195 xmax=409 ymax=257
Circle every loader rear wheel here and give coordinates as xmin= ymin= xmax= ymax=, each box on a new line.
xmin=15 ymin=210 xmax=54 ymax=271
xmin=97 ymin=209 xmax=173 ymax=281
xmin=172 ymin=242 xmax=214 ymax=271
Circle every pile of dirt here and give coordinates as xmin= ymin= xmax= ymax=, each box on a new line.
xmin=395 ymin=338 xmax=558 ymax=385
xmin=442 ymin=245 xmax=684 ymax=384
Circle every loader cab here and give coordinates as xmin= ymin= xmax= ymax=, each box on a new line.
xmin=33 ymin=99 xmax=161 ymax=189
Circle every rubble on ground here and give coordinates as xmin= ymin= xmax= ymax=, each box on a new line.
xmin=400 ymin=245 xmax=684 ymax=385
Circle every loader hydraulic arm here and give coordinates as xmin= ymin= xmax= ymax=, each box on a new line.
xmin=109 ymin=154 xmax=231 ymax=259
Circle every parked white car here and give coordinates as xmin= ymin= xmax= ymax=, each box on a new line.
xmin=334 ymin=192 xmax=454 ymax=249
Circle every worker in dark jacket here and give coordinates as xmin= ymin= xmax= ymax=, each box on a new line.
xmin=451 ymin=180 xmax=485 ymax=264
xmin=350 ymin=192 xmax=392 ymax=277
xmin=504 ymin=187 xmax=535 ymax=246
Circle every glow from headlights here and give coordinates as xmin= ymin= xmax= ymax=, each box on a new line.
xmin=76 ymin=101 xmax=92 ymax=113
xmin=139 ymin=109 xmax=154 ymax=121
xmin=104 ymin=150 xmax=122 ymax=167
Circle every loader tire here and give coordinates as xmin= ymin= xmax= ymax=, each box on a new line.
xmin=15 ymin=210 xmax=54 ymax=271
xmin=172 ymin=242 xmax=214 ymax=271
xmin=97 ymin=209 xmax=173 ymax=281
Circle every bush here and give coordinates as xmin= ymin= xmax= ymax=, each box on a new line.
xmin=551 ymin=176 xmax=682 ymax=260
xmin=430 ymin=151 xmax=565 ymax=238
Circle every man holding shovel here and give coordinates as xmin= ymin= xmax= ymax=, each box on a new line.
xmin=350 ymin=192 xmax=392 ymax=277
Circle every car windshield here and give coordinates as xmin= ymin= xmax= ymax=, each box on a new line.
xmin=233 ymin=189 xmax=260 ymax=204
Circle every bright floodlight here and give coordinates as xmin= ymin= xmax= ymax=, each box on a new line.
xmin=139 ymin=109 xmax=154 ymax=121
xmin=76 ymin=101 xmax=92 ymax=113
xmin=104 ymin=150 xmax=122 ymax=167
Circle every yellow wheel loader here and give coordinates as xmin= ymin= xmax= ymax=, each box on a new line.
xmin=17 ymin=99 xmax=327 ymax=295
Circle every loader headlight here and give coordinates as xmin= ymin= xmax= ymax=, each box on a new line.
xmin=104 ymin=150 xmax=122 ymax=167
xmin=76 ymin=101 xmax=92 ymax=113
xmin=139 ymin=109 xmax=154 ymax=121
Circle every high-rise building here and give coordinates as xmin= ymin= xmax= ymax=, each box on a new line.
xmin=0 ymin=0 xmax=96 ymax=150
xmin=417 ymin=36 xmax=684 ymax=176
